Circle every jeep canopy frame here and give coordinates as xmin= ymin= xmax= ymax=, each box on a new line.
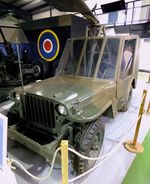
xmin=57 ymin=36 xmax=121 ymax=80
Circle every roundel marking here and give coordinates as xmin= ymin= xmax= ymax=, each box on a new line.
xmin=37 ymin=29 xmax=60 ymax=62
xmin=43 ymin=39 xmax=53 ymax=53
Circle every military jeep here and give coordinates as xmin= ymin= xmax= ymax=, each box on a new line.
xmin=8 ymin=35 xmax=139 ymax=174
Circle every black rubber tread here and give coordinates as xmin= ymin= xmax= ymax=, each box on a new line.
xmin=121 ymin=88 xmax=132 ymax=112
xmin=32 ymin=59 xmax=50 ymax=80
xmin=73 ymin=120 xmax=105 ymax=175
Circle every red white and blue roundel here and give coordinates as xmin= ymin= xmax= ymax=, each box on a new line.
xmin=37 ymin=29 xmax=60 ymax=62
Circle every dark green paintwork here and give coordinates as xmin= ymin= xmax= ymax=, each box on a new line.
xmin=8 ymin=35 xmax=140 ymax=165
xmin=15 ymin=76 xmax=115 ymax=122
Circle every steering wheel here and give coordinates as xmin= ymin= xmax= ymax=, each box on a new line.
xmin=97 ymin=61 xmax=116 ymax=79
xmin=103 ymin=60 xmax=116 ymax=69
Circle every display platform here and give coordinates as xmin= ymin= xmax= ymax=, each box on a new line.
xmin=123 ymin=129 xmax=150 ymax=184
xmin=0 ymin=165 xmax=17 ymax=184
xmin=0 ymin=73 xmax=149 ymax=184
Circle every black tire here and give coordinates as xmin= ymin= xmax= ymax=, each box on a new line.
xmin=121 ymin=88 xmax=132 ymax=112
xmin=73 ymin=120 xmax=105 ymax=175
xmin=32 ymin=59 xmax=50 ymax=80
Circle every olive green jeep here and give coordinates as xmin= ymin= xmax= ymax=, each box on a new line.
xmin=8 ymin=35 xmax=139 ymax=174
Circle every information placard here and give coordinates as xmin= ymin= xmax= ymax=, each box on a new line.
xmin=0 ymin=113 xmax=7 ymax=170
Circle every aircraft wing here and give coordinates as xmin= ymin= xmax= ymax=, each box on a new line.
xmin=44 ymin=0 xmax=99 ymax=25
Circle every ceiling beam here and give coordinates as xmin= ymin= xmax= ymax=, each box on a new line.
xmin=0 ymin=1 xmax=32 ymax=21
xmin=9 ymin=0 xmax=20 ymax=4
xmin=19 ymin=0 xmax=46 ymax=10
xmin=29 ymin=3 xmax=50 ymax=14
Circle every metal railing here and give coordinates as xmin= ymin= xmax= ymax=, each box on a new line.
xmin=93 ymin=0 xmax=150 ymax=26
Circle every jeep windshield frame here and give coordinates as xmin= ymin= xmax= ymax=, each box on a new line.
xmin=57 ymin=37 xmax=120 ymax=80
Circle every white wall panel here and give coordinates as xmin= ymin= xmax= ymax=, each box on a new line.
xmin=139 ymin=39 xmax=150 ymax=70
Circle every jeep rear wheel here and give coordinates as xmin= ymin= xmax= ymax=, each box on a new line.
xmin=73 ymin=120 xmax=104 ymax=175
xmin=32 ymin=59 xmax=50 ymax=80
xmin=121 ymin=88 xmax=132 ymax=112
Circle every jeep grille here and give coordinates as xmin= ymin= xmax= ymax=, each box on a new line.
xmin=21 ymin=93 xmax=56 ymax=130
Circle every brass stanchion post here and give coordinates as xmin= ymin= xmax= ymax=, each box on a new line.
xmin=146 ymin=102 xmax=150 ymax=115
xmin=124 ymin=90 xmax=147 ymax=153
xmin=61 ymin=140 xmax=68 ymax=184
xmin=146 ymin=73 xmax=150 ymax=84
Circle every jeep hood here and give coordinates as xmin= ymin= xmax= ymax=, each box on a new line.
xmin=17 ymin=76 xmax=115 ymax=107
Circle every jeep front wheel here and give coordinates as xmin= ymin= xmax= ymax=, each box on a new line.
xmin=73 ymin=120 xmax=104 ymax=175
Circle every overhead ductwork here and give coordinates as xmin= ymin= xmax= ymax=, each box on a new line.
xmin=43 ymin=0 xmax=99 ymax=25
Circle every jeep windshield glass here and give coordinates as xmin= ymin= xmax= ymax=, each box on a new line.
xmin=57 ymin=37 xmax=120 ymax=79
xmin=58 ymin=38 xmax=85 ymax=76
xmin=57 ymin=38 xmax=103 ymax=77
xmin=97 ymin=38 xmax=120 ymax=79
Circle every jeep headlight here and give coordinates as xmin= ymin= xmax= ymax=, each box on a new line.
xmin=16 ymin=93 xmax=20 ymax=100
xmin=57 ymin=105 xmax=67 ymax=116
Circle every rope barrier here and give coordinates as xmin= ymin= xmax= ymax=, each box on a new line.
xmin=7 ymin=89 xmax=148 ymax=183
xmin=7 ymin=147 xmax=61 ymax=181
xmin=7 ymin=115 xmax=140 ymax=183
xmin=68 ymin=115 xmax=141 ymax=183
